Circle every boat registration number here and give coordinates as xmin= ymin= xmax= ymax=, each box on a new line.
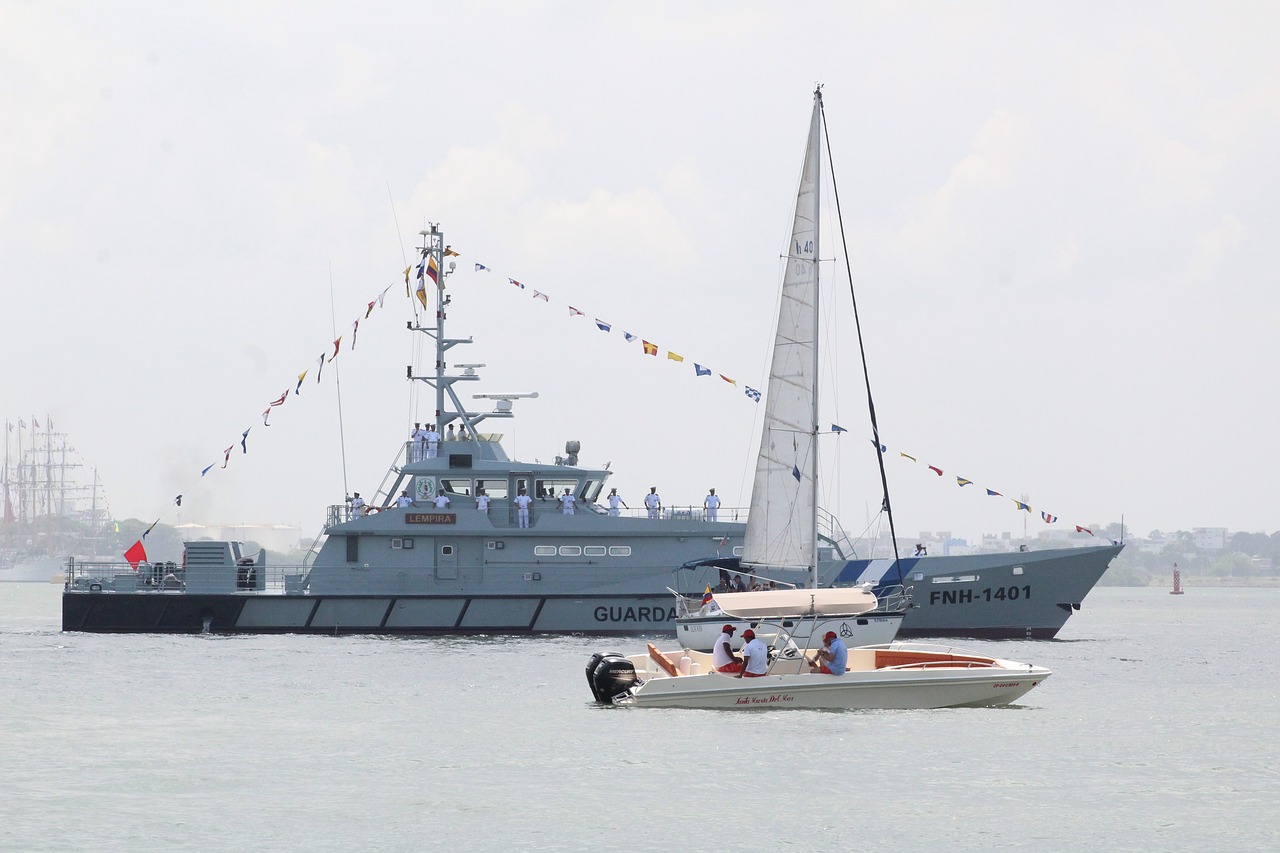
xmin=929 ymin=585 xmax=1031 ymax=605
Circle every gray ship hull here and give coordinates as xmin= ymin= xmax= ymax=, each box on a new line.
xmin=834 ymin=543 xmax=1124 ymax=639
xmin=63 ymin=536 xmax=1123 ymax=638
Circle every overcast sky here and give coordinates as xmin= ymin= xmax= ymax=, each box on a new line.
xmin=2 ymin=2 xmax=1277 ymax=545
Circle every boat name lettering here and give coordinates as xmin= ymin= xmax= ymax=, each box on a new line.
xmin=930 ymin=585 xmax=1031 ymax=606
xmin=593 ymin=606 xmax=677 ymax=623
xmin=991 ymin=682 xmax=1022 ymax=689
xmin=734 ymin=694 xmax=795 ymax=705
xmin=405 ymin=513 xmax=457 ymax=525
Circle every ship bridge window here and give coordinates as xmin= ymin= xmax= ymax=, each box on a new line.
xmin=582 ymin=480 xmax=603 ymax=503
xmin=476 ymin=479 xmax=508 ymax=500
xmin=607 ymin=546 xmax=632 ymax=557
xmin=534 ymin=546 xmax=557 ymax=556
xmin=535 ymin=479 xmax=578 ymax=502
xmin=440 ymin=478 xmax=472 ymax=496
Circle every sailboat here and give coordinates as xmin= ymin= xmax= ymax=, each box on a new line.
xmin=587 ymin=89 xmax=1050 ymax=710
xmin=671 ymin=80 xmax=908 ymax=652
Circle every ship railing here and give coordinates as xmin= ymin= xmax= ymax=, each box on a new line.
xmin=63 ymin=559 xmax=310 ymax=594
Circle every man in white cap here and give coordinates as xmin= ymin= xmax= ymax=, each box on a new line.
xmin=425 ymin=424 xmax=441 ymax=458
xmin=395 ymin=490 xmax=414 ymax=508
xmin=410 ymin=423 xmax=425 ymax=461
xmin=350 ymin=492 xmax=366 ymax=518
xmin=644 ymin=486 xmax=661 ymax=520
xmin=704 ymin=488 xmax=720 ymax=522
xmin=560 ymin=487 xmax=576 ymax=515
xmin=606 ymin=488 xmax=626 ymax=517
xmin=514 ymin=488 xmax=532 ymax=528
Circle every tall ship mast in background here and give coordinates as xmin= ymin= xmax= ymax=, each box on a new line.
xmin=2 ymin=418 xmax=112 ymax=582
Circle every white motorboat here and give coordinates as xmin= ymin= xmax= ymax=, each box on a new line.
xmin=585 ymin=641 xmax=1050 ymax=710
xmin=673 ymin=585 xmax=907 ymax=652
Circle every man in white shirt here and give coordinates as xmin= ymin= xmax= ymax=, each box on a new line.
xmin=560 ymin=488 xmax=576 ymax=515
xmin=410 ymin=423 xmax=424 ymax=461
xmin=350 ymin=492 xmax=366 ymax=518
xmin=514 ymin=488 xmax=532 ymax=528
xmin=644 ymin=487 xmax=661 ymax=520
xmin=425 ymin=425 xmax=441 ymax=458
xmin=704 ymin=488 xmax=721 ymax=522
xmin=736 ymin=629 xmax=769 ymax=678
xmin=606 ymin=488 xmax=626 ymax=517
xmin=433 ymin=489 xmax=451 ymax=509
xmin=476 ymin=489 xmax=490 ymax=514
xmin=711 ymin=624 xmax=743 ymax=673
xmin=395 ymin=490 xmax=413 ymax=508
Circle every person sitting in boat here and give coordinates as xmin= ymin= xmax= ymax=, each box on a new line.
xmin=433 ymin=489 xmax=451 ymax=510
xmin=808 ymin=631 xmax=848 ymax=676
xmin=736 ymin=629 xmax=769 ymax=679
xmin=712 ymin=624 xmax=743 ymax=673
xmin=730 ymin=574 xmax=746 ymax=593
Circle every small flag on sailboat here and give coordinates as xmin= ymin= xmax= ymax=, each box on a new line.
xmin=174 ymin=495 xmax=183 ymax=507
xmin=792 ymin=465 xmax=802 ymax=482
xmin=695 ymin=364 xmax=712 ymax=377
xmin=1041 ymin=512 xmax=1057 ymax=523
xmin=702 ymin=586 xmax=713 ymax=605
xmin=745 ymin=387 xmax=761 ymax=402
xmin=475 ymin=263 xmax=490 ymax=272
xmin=595 ymin=320 xmax=611 ymax=332
xmin=642 ymin=341 xmax=658 ymax=356
xmin=143 ymin=518 xmax=159 ymax=539
xmin=241 ymin=428 xmax=251 ymax=453
xmin=831 ymin=424 xmax=846 ymax=433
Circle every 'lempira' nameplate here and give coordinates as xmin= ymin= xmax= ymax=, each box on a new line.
xmin=405 ymin=513 xmax=457 ymax=525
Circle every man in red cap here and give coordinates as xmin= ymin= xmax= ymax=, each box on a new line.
xmin=736 ymin=629 xmax=769 ymax=678
xmin=808 ymin=630 xmax=848 ymax=675
xmin=712 ymin=624 xmax=743 ymax=673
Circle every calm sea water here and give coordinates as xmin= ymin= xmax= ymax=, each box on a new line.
xmin=1 ymin=584 xmax=1277 ymax=852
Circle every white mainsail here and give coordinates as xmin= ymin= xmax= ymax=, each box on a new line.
xmin=741 ymin=90 xmax=823 ymax=575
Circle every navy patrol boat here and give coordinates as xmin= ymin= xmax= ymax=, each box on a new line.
xmin=63 ymin=218 xmax=1121 ymax=637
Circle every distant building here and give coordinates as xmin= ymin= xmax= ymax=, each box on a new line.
xmin=1192 ymin=527 xmax=1228 ymax=551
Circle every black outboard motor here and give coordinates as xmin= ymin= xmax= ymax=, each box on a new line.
xmin=586 ymin=652 xmax=639 ymax=704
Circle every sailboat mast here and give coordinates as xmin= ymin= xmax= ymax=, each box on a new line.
xmin=809 ymin=88 xmax=823 ymax=590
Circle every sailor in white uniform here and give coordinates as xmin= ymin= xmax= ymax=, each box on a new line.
xmin=433 ymin=489 xmax=451 ymax=509
xmin=606 ymin=488 xmax=626 ymax=517
xmin=476 ymin=489 xmax=490 ymax=514
xmin=560 ymin=488 xmax=576 ymax=515
xmin=410 ymin=423 xmax=424 ymax=461
xmin=704 ymin=488 xmax=721 ymax=522
xmin=395 ymin=490 xmax=414 ymax=508
xmin=644 ymin=487 xmax=661 ymax=520
xmin=425 ymin=425 xmax=441 ymax=458
xmin=514 ymin=488 xmax=532 ymax=528
xmin=350 ymin=492 xmax=366 ymax=518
